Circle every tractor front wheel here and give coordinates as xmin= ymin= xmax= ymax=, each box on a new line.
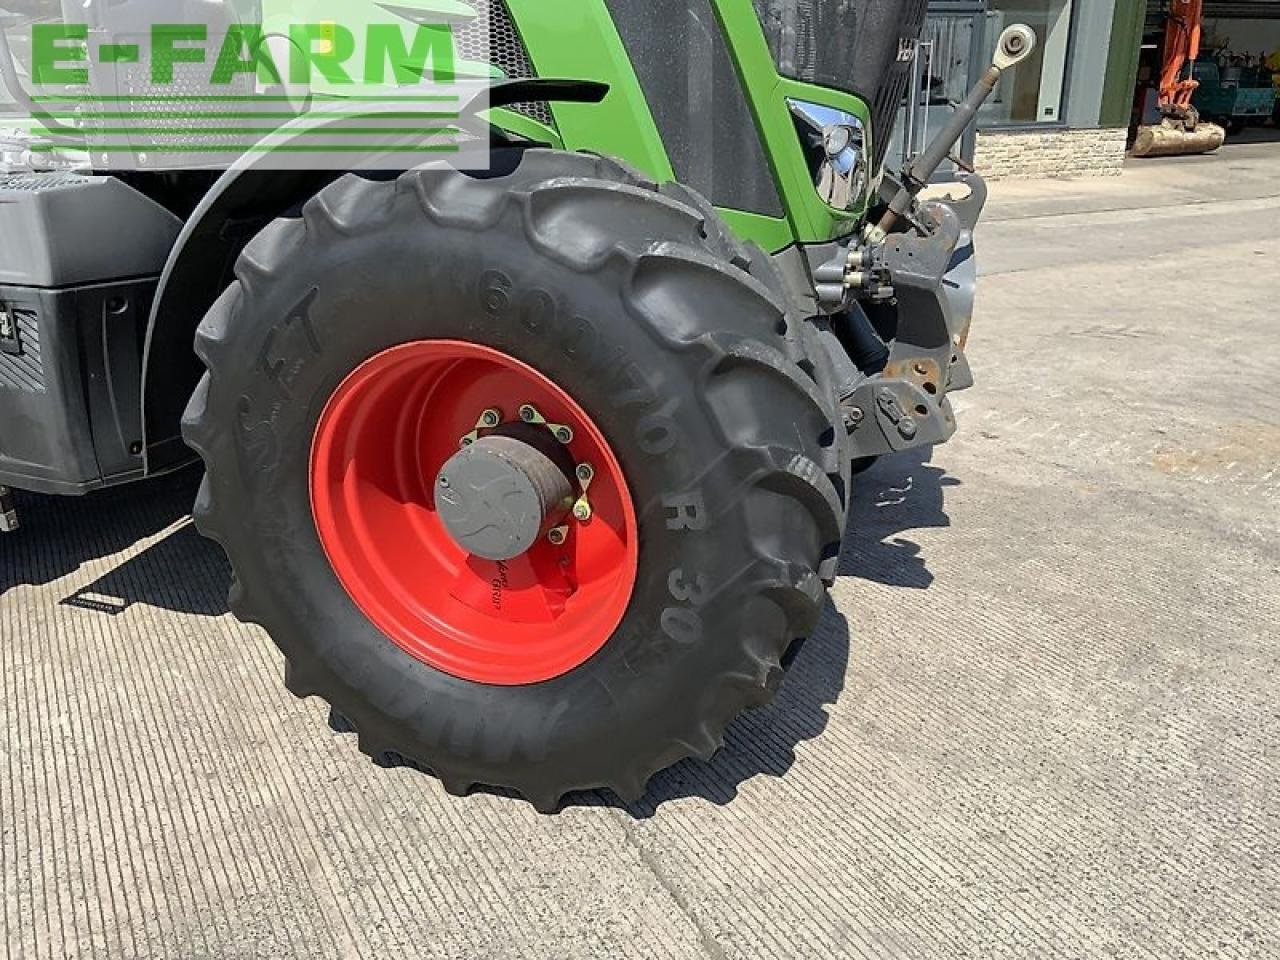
xmin=182 ymin=150 xmax=851 ymax=809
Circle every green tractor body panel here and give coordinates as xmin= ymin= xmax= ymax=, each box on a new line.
xmin=500 ymin=1 xmax=672 ymax=180
xmin=505 ymin=0 xmax=895 ymax=250
xmin=504 ymin=0 xmax=853 ymax=249
xmin=241 ymin=0 xmax=924 ymax=250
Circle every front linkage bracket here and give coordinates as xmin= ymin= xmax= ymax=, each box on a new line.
xmin=846 ymin=379 xmax=956 ymax=458
xmin=800 ymin=24 xmax=1039 ymax=461
xmin=831 ymin=196 xmax=972 ymax=460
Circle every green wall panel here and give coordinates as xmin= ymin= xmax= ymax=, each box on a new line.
xmin=1101 ymin=0 xmax=1146 ymax=128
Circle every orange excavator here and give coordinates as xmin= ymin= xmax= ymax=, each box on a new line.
xmin=1132 ymin=0 xmax=1226 ymax=157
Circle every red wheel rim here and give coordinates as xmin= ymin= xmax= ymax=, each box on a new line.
xmin=309 ymin=341 xmax=639 ymax=685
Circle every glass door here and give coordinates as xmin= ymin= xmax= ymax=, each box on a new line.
xmin=887 ymin=2 xmax=988 ymax=177
xmin=978 ymin=0 xmax=1075 ymax=125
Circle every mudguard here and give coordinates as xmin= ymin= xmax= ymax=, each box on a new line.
xmin=139 ymin=78 xmax=606 ymax=474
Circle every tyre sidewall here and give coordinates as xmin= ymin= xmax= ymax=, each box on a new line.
xmin=218 ymin=202 xmax=787 ymax=786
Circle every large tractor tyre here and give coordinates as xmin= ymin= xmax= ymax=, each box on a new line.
xmin=182 ymin=149 xmax=852 ymax=811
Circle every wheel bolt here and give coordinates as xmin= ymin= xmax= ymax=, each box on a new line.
xmin=555 ymin=426 xmax=574 ymax=444
xmin=576 ymin=463 xmax=594 ymax=483
xmin=548 ymin=527 xmax=567 ymax=545
xmin=573 ymin=502 xmax=592 ymax=522
xmin=519 ymin=405 xmax=536 ymax=423
xmin=481 ymin=409 xmax=501 ymax=428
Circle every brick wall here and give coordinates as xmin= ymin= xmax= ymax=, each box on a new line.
xmin=974 ymin=127 xmax=1129 ymax=180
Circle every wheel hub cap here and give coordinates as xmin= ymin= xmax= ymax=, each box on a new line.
xmin=435 ymin=435 xmax=573 ymax=562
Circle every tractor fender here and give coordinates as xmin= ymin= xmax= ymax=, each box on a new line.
xmin=139 ymin=78 xmax=609 ymax=475
xmin=139 ymin=161 xmax=340 ymax=476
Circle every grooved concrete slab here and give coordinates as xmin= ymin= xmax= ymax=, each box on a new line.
xmin=3 ymin=144 xmax=1278 ymax=959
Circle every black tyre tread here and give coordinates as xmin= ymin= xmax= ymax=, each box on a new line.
xmin=183 ymin=149 xmax=851 ymax=810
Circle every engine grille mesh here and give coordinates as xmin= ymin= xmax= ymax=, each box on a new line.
xmin=868 ymin=0 xmax=928 ymax=171
xmin=104 ymin=45 xmax=254 ymax=156
xmin=456 ymin=0 xmax=555 ymax=129
xmin=0 ymin=173 xmax=92 ymax=192
xmin=752 ymin=0 xmax=929 ymax=171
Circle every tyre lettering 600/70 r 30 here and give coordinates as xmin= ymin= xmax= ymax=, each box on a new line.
xmin=476 ymin=269 xmax=710 ymax=647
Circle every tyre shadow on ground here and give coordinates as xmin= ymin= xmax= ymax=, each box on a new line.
xmin=837 ymin=447 xmax=957 ymax=590
xmin=6 ymin=448 xmax=955 ymax=817
xmin=551 ymin=447 xmax=958 ymax=815
xmin=359 ymin=599 xmax=849 ymax=816
xmin=603 ymin=599 xmax=850 ymax=817
xmin=0 ymin=467 xmax=231 ymax=617
xmin=445 ymin=596 xmax=851 ymax=816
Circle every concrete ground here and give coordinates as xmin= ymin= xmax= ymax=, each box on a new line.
xmin=3 ymin=142 xmax=1278 ymax=960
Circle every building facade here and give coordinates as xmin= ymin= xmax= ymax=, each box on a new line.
xmin=902 ymin=0 xmax=1144 ymax=179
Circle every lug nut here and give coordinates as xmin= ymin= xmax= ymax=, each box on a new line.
xmin=519 ymin=405 xmax=536 ymax=423
xmin=481 ymin=409 xmax=501 ymax=428
xmin=554 ymin=426 xmax=573 ymax=444
xmin=573 ymin=502 xmax=592 ymax=522
xmin=576 ymin=463 xmax=594 ymax=483
xmin=548 ymin=527 xmax=567 ymax=545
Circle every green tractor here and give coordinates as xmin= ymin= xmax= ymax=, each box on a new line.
xmin=0 ymin=0 xmax=1034 ymax=809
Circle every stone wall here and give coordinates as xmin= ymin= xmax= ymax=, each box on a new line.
xmin=974 ymin=127 xmax=1129 ymax=180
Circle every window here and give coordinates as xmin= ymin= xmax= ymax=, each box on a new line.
xmin=979 ymin=0 xmax=1075 ymax=125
